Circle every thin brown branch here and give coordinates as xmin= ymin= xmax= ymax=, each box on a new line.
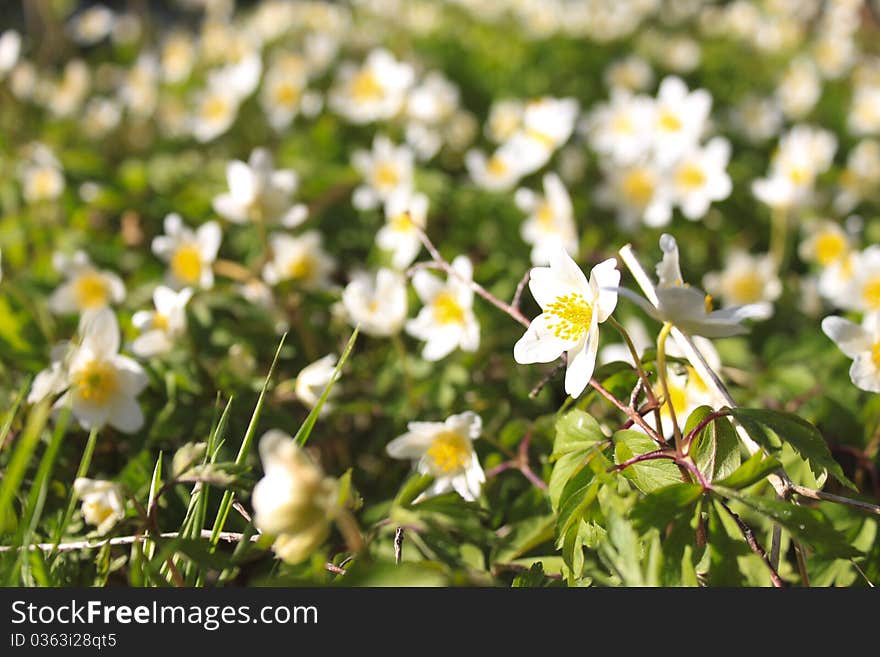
xmin=788 ymin=484 xmax=880 ymax=516
xmin=718 ymin=500 xmax=787 ymax=588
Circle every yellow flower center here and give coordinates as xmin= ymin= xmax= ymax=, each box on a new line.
xmin=676 ymin=163 xmax=706 ymax=190
xmin=274 ymin=82 xmax=301 ymax=108
xmin=83 ymin=499 xmax=115 ymax=527
xmin=32 ymin=168 xmax=59 ymax=198
xmin=872 ymin=342 xmax=880 ymax=369
xmin=525 ymin=128 xmax=555 ymax=148
xmin=432 ymin=291 xmax=465 ymax=325
xmin=351 ymin=69 xmax=383 ymax=101
xmin=658 ymin=109 xmax=682 ymax=132
xmin=536 ymin=203 xmax=556 ymax=229
xmin=170 ymin=245 xmax=202 ymax=284
xmin=544 ymin=293 xmax=593 ymax=341
xmin=202 ymin=95 xmax=229 ymax=122
xmin=425 ymin=430 xmax=472 ymax=475
xmin=704 ymin=294 xmax=714 ymax=313
xmin=787 ymin=166 xmax=809 ymax=186
xmin=862 ymin=277 xmax=880 ymax=310
xmin=287 ymin=254 xmax=316 ymax=281
xmin=664 ymin=381 xmax=689 ymax=419
xmin=374 ymin=163 xmax=400 ymax=190
xmin=814 ymin=231 xmax=847 ymax=266
xmin=487 ymin=155 xmax=508 ymax=177
xmin=72 ymin=360 xmax=119 ymax=405
xmin=153 ymin=313 xmax=169 ymax=332
xmin=621 ymin=169 xmax=655 ymax=206
xmin=74 ymin=272 xmax=110 ymax=309
xmin=729 ymin=272 xmax=764 ymax=304
xmin=390 ymin=212 xmax=413 ymax=232
xmin=367 ymin=300 xmax=380 ymax=314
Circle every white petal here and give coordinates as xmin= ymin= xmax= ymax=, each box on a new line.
xmin=822 ymin=315 xmax=871 ymax=358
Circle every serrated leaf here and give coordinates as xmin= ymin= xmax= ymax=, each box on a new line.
xmin=729 ymin=408 xmax=854 ymax=489
xmin=714 ymin=451 xmax=782 ymax=490
xmin=613 ymin=430 xmax=681 ymax=493
xmin=716 ymin=487 xmax=862 ymax=559
xmin=555 ymin=464 xmax=600 ymax=540
xmin=553 ymin=409 xmax=606 ymax=457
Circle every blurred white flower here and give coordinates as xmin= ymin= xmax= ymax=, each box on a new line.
xmin=160 ymin=32 xmax=197 ymax=84
xmin=406 ymin=255 xmax=480 ymax=361
xmin=776 ymin=57 xmax=821 ymax=120
xmin=514 ymin=249 xmax=619 ymax=398
xmin=132 ymin=286 xmax=194 ymax=358
xmin=48 ymin=251 xmax=125 ymax=315
xmin=213 ymin=148 xmax=308 ymax=227
xmin=465 ymin=144 xmax=528 ymax=192
xmin=329 ymin=48 xmax=414 ymax=124
xmin=74 ymin=478 xmax=125 ymax=535
xmin=822 ymin=313 xmax=880 ymax=392
xmin=669 ymin=137 xmax=732 ymax=220
xmin=20 ymin=145 xmax=64 ymax=203
xmin=386 ymin=411 xmax=485 ymax=501
xmin=351 ymin=135 xmax=414 ymax=210
xmin=597 ymin=161 xmax=671 ymax=229
xmin=0 ymin=30 xmax=21 ymax=77
xmin=152 ymin=213 xmax=222 ymax=290
xmin=252 ymin=430 xmax=338 ymax=564
xmin=342 ymin=268 xmax=407 ymax=337
xmin=486 ymin=99 xmax=523 ymax=143
xmin=190 ymin=82 xmax=241 ymax=142
xmin=604 ymin=55 xmax=654 ymax=92
xmin=515 ymin=172 xmax=577 ymax=265
xmin=263 ymin=231 xmax=335 ymax=291
xmin=849 ymin=83 xmax=880 ymax=136
xmin=69 ymin=4 xmax=115 ymax=45
xmin=703 ymin=251 xmax=782 ymax=318
xmin=295 ymin=354 xmax=338 ymax=411
xmin=584 ymin=88 xmax=655 ymax=166
xmin=651 ymin=76 xmax=711 ymax=166
xmin=376 ymin=189 xmax=427 ymax=270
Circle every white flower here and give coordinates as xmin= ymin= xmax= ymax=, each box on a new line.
xmin=669 ymin=138 xmax=732 ymax=220
xmin=190 ymin=83 xmax=241 ymax=143
xmin=465 ymin=144 xmax=528 ymax=192
xmin=342 ymin=268 xmax=407 ymax=337
xmin=406 ymin=255 xmax=480 ymax=361
xmin=619 ymin=234 xmax=768 ymax=338
xmin=849 ymin=84 xmax=880 ymax=136
xmin=20 ymin=145 xmax=64 ymax=203
xmin=515 ymin=173 xmax=577 ymax=265
xmin=69 ymin=4 xmax=115 ymax=45
xmin=351 ymin=135 xmax=414 ymax=210
xmin=406 ymin=71 xmax=459 ymax=125
xmin=703 ymin=251 xmax=781 ymax=319
xmin=213 ymin=148 xmax=307 ymax=228
xmin=822 ymin=313 xmax=880 ymax=392
xmin=508 ymin=96 xmax=579 ymax=170
xmin=0 ymin=30 xmax=22 ymax=77
xmin=513 ymin=250 xmax=619 ymax=398
xmin=584 ymin=89 xmax=654 ymax=166
xmin=131 ymin=286 xmax=194 ymax=358
xmin=262 ymin=231 xmax=335 ymax=290
xmin=376 ymin=189 xmax=427 ymax=270
xmin=650 ymin=76 xmax=711 ymax=166
xmin=119 ymin=54 xmax=159 ymax=119
xmin=835 ymin=139 xmax=880 ymax=213
xmin=74 ymin=478 xmax=125 ymax=535
xmin=845 ymin=246 xmax=880 ymax=313
xmin=260 ymin=56 xmax=312 ymax=131
xmin=48 ymin=309 xmax=148 ymax=433
xmin=294 ymin=354 xmax=338 ymax=411
xmin=329 ymin=48 xmax=414 ymax=124
xmin=486 ymin=99 xmax=523 ymax=143
xmin=604 ymin=55 xmax=654 ymax=92
xmin=151 ymin=213 xmax=222 ymax=290
xmin=48 ymin=251 xmax=125 ymax=315
xmin=252 ymin=430 xmax=338 ymax=564
xmin=730 ymin=95 xmax=783 ymax=144
xmin=386 ymin=411 xmax=485 ymax=501
xmin=776 ymin=57 xmax=821 ymax=120
xmin=160 ymin=32 xmax=196 ymax=83
xmin=596 ymin=161 xmax=671 ymax=229
xmin=799 ymin=220 xmax=851 ymax=268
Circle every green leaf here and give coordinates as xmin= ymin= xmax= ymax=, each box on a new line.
xmin=552 ymin=409 xmax=606 ymax=457
xmin=555 ymin=464 xmax=601 ymax=540
xmin=630 ymin=483 xmax=704 ymax=532
xmin=493 ymin=515 xmax=555 ymax=563
xmin=716 ymin=487 xmax=862 ymax=559
xmin=613 ymin=430 xmax=680 ymax=493
xmin=706 ymin=499 xmax=749 ymax=586
xmin=685 ymin=406 xmax=740 ymax=481
xmin=337 ymin=560 xmax=448 ymax=587
xmin=393 ymin=473 xmax=435 ymax=508
xmin=729 ymin=408 xmax=854 ymax=489
xmin=714 ymin=451 xmax=782 ymax=490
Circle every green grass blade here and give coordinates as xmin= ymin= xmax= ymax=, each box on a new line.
xmin=49 ymin=425 xmax=100 ymax=562
xmin=0 ymin=398 xmax=51 ymax=536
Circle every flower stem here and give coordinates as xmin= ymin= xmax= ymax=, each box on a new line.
xmin=49 ymin=426 xmax=100 ymax=561
xmin=770 ymin=205 xmax=788 ymax=270
xmin=656 ymin=322 xmax=683 ymax=451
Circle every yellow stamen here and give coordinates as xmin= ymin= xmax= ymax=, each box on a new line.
xmin=153 ymin=313 xmax=169 ymax=332
xmin=390 ymin=212 xmax=413 ymax=232
xmin=72 ymin=360 xmax=119 ymax=405
xmin=351 ymin=69 xmax=383 ymax=101
xmin=74 ymin=272 xmax=110 ymax=310
xmin=658 ymin=109 xmax=682 ymax=132
xmin=274 ymin=82 xmax=301 ymax=107
xmin=487 ymin=155 xmax=508 ymax=177
xmin=544 ymin=293 xmax=593 ymax=341
xmin=374 ymin=163 xmax=400 ymax=190
xmin=862 ymin=277 xmax=880 ymax=310
xmin=170 ymin=245 xmax=202 ymax=284
xmin=425 ymin=431 xmax=471 ymax=474
xmin=432 ymin=291 xmax=465 ymax=325
xmin=287 ymin=254 xmax=316 ymax=281
xmin=621 ymin=169 xmax=655 ymax=206
xmin=814 ymin=232 xmax=847 ymax=266
xmin=729 ymin=272 xmax=764 ymax=304
xmin=704 ymin=294 xmax=714 ymax=313
xmin=676 ymin=163 xmax=707 ymax=189
xmin=202 ymin=95 xmax=229 ymax=122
